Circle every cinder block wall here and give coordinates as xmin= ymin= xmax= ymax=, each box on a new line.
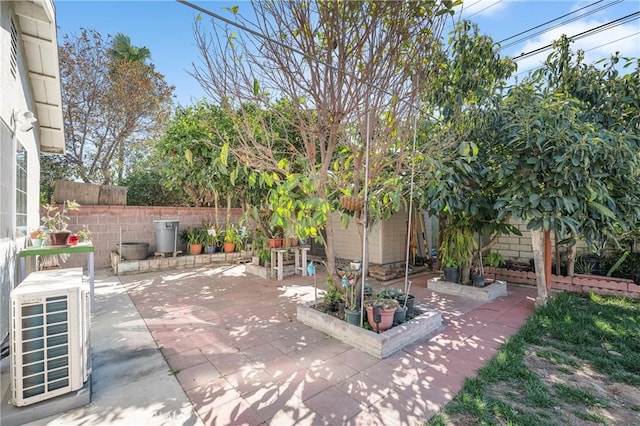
xmin=49 ymin=206 xmax=244 ymax=269
xmin=492 ymin=220 xmax=589 ymax=262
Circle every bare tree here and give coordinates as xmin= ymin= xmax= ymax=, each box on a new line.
xmin=59 ymin=30 xmax=174 ymax=184
xmin=191 ymin=1 xmax=453 ymax=276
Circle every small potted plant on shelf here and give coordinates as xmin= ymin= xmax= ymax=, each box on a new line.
xmin=268 ymin=225 xmax=284 ymax=248
xmin=41 ymin=200 xmax=80 ymax=246
xmin=77 ymin=225 xmax=92 ymax=243
xmin=29 ymin=228 xmax=45 ymax=247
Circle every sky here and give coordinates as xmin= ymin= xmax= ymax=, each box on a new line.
xmin=54 ymin=0 xmax=640 ymax=107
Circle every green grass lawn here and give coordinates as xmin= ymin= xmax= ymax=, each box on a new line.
xmin=428 ymin=292 xmax=640 ymax=425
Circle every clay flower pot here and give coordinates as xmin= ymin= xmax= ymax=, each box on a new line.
xmin=366 ymin=303 xmax=397 ymax=333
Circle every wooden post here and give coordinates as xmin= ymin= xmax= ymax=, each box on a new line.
xmin=544 ymin=230 xmax=552 ymax=296
xmin=531 ymin=230 xmax=548 ymax=306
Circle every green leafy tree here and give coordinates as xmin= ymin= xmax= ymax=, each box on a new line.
xmin=59 ymin=29 xmax=173 ymax=184
xmin=489 ymin=38 xmax=640 ymax=302
xmin=118 ymin=161 xmax=189 ymax=206
xmin=415 ymin=21 xmax=518 ymax=283
xmin=192 ymin=0 xmax=460 ymax=277
xmin=110 ymin=33 xmax=151 ymax=63
xmin=155 ymin=101 xmax=250 ymax=226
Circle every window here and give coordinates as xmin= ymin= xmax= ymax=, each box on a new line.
xmin=16 ymin=142 xmax=27 ymax=236
xmin=0 ymin=122 xmax=11 ymax=239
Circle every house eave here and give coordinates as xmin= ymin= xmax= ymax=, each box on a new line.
xmin=14 ymin=0 xmax=65 ymax=155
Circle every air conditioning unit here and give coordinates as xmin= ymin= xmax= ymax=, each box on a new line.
xmin=10 ymin=274 xmax=90 ymax=407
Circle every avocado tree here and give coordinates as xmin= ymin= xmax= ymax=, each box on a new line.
xmin=490 ymin=38 xmax=640 ymax=303
xmin=415 ymin=21 xmax=518 ymax=284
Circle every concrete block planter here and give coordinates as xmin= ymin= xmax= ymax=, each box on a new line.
xmin=296 ymin=303 xmax=442 ymax=359
xmin=427 ymin=277 xmax=507 ymax=301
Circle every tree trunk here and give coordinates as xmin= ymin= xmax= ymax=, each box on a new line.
xmin=226 ymin=193 xmax=232 ymax=226
xmin=531 ymin=229 xmax=548 ymax=306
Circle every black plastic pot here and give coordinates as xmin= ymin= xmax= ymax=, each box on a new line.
xmin=443 ymin=266 xmax=460 ymax=283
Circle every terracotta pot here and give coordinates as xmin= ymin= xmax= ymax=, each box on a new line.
xmin=189 ymin=243 xmax=203 ymax=255
xmin=366 ymin=304 xmax=396 ymax=333
xmin=268 ymin=238 xmax=283 ymax=248
xmin=223 ymin=242 xmax=235 ymax=253
xmin=48 ymin=231 xmax=71 ymax=247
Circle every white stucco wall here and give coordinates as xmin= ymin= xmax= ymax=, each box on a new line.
xmin=0 ymin=0 xmax=45 ymax=346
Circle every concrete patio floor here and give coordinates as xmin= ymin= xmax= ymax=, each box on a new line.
xmin=121 ymin=264 xmax=536 ymax=425
xmin=10 ymin=263 xmax=536 ymax=425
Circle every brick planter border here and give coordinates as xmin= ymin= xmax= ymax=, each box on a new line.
xmin=484 ymin=267 xmax=640 ymax=299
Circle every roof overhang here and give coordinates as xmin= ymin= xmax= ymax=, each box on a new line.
xmin=14 ymin=0 xmax=65 ymax=154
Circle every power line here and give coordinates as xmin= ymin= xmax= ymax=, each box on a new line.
xmin=513 ymin=12 xmax=640 ymax=61
xmin=498 ymin=0 xmax=606 ymax=44
xmin=500 ymin=0 xmax=623 ymax=51
xmin=513 ymin=30 xmax=640 ymax=78
xmin=177 ymin=0 xmax=442 ymax=120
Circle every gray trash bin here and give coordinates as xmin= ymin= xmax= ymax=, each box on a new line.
xmin=153 ymin=220 xmax=179 ymax=254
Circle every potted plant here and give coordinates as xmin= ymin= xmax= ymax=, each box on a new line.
xmin=365 ymin=298 xmax=398 ymax=333
xmin=268 ymin=225 xmax=284 ymax=248
xmin=258 ymin=249 xmax=271 ymax=266
xmin=205 ymin=225 xmax=219 ymax=253
xmin=41 ymin=200 xmax=80 ymax=246
xmin=442 ymin=258 xmax=460 ymax=283
xmin=342 ymin=275 xmax=360 ymax=326
xmin=29 ymin=228 xmax=45 ymax=247
xmin=222 ymin=225 xmax=242 ymax=253
xmin=323 ymin=278 xmax=343 ymax=312
xmin=439 ymin=223 xmax=476 ymax=284
xmin=77 ymin=225 xmax=92 ymax=243
xmin=485 ymin=252 xmax=505 ymax=269
xmin=180 ymin=227 xmax=207 ymax=255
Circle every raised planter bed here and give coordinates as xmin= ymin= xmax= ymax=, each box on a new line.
xmin=483 ymin=267 xmax=640 ymax=299
xmin=296 ymin=303 xmax=442 ymax=359
xmin=110 ymin=251 xmax=248 ymax=275
xmin=427 ymin=277 xmax=507 ymax=301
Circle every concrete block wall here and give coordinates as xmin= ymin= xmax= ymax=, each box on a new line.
xmin=48 ymin=206 xmax=244 ymax=269
xmin=492 ymin=219 xmax=589 ymax=262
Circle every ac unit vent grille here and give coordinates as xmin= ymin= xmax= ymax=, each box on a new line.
xmin=11 ymin=274 xmax=89 ymax=407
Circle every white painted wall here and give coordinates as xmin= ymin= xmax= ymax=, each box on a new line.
xmin=0 ymin=0 xmax=45 ymax=347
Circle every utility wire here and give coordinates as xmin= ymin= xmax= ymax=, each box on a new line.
xmin=513 ymin=12 xmax=640 ymax=61
xmin=177 ymin=0 xmax=442 ymax=120
xmin=501 ymin=0 xmax=623 ymax=51
xmin=498 ymin=0 xmax=607 ymax=44
xmin=513 ymin=30 xmax=640 ymax=78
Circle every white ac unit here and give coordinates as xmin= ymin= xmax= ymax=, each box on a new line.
xmin=10 ymin=272 xmax=90 ymax=407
